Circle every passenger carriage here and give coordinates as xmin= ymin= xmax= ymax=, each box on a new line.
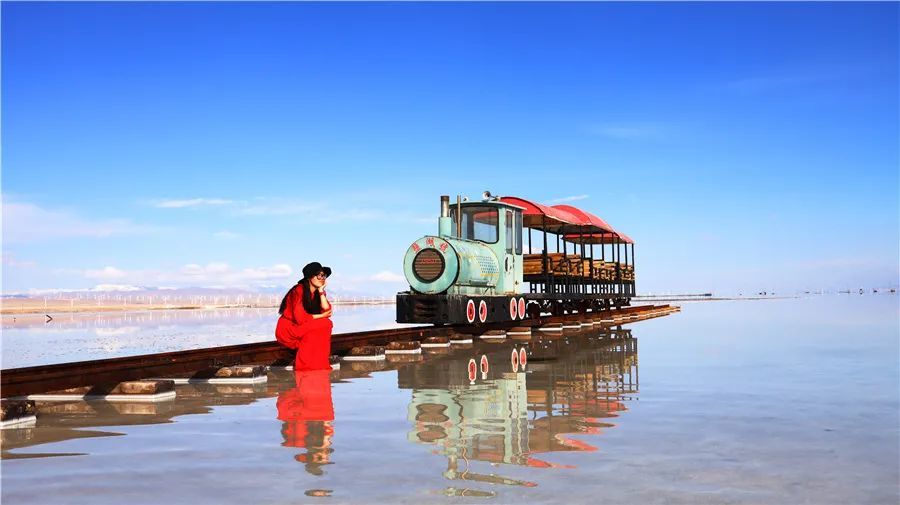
xmin=396 ymin=192 xmax=636 ymax=325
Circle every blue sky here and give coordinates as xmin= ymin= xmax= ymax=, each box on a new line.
xmin=2 ymin=2 xmax=898 ymax=296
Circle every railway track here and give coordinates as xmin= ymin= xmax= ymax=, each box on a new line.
xmin=0 ymin=304 xmax=676 ymax=398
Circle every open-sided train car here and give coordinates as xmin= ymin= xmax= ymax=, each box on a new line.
xmin=396 ymin=193 xmax=636 ymax=325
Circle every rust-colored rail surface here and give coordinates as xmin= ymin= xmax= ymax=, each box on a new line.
xmin=0 ymin=304 xmax=674 ymax=397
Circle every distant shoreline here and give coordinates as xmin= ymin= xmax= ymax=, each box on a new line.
xmin=0 ymin=300 xmax=395 ymax=316
xmin=4 ymin=292 xmax=888 ymax=316
xmin=633 ymin=296 xmax=796 ymax=302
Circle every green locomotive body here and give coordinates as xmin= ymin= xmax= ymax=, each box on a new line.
xmin=397 ymin=193 xmax=635 ymax=325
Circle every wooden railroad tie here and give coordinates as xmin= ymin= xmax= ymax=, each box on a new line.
xmin=154 ymin=365 xmax=268 ymax=385
xmin=385 ymin=341 xmax=422 ymax=354
xmin=342 ymin=346 xmax=386 ymax=361
xmin=1 ymin=399 xmax=37 ymax=429
xmin=21 ymin=380 xmax=177 ymax=403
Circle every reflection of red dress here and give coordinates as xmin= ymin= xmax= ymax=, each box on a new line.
xmin=277 ymin=370 xmax=335 ymax=445
xmin=275 ymin=286 xmax=333 ymax=371
xmin=276 ymin=370 xmax=335 ymax=475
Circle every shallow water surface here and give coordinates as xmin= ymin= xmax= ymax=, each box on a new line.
xmin=1 ymin=296 xmax=898 ymax=504
xmin=1 ymin=304 xmax=401 ymax=368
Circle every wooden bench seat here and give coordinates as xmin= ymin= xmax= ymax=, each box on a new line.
xmin=523 ymin=254 xmax=635 ymax=282
xmin=523 ymin=253 xmax=581 ymax=275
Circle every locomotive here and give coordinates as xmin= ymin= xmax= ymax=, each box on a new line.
xmin=396 ymin=192 xmax=636 ymax=325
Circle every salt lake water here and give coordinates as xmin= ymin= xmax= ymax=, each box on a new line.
xmin=1 ymin=304 xmax=402 ymax=369
xmin=2 ymin=295 xmax=898 ymax=504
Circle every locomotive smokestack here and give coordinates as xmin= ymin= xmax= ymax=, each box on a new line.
xmin=439 ymin=195 xmax=451 ymax=237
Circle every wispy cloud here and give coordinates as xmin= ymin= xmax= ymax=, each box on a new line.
xmin=68 ymin=262 xmax=295 ymax=288
xmin=149 ymin=195 xmax=394 ymax=223
xmin=153 ymin=198 xmax=236 ymax=209
xmin=234 ymin=199 xmax=322 ymax=216
xmin=548 ymin=194 xmax=589 ymax=203
xmin=236 ymin=199 xmax=386 ymax=222
xmin=3 ymin=198 xmax=157 ymax=244
xmin=84 ymin=266 xmax=128 ymax=280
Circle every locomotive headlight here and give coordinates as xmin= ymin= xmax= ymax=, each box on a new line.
xmin=403 ymin=236 xmax=459 ymax=294
xmin=412 ymin=249 xmax=445 ymax=283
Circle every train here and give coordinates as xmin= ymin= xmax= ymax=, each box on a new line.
xmin=396 ymin=192 xmax=636 ymax=325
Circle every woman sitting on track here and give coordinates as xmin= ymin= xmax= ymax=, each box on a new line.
xmin=275 ymin=262 xmax=334 ymax=371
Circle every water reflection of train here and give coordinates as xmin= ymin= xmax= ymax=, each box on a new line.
xmin=398 ymin=329 xmax=637 ymax=485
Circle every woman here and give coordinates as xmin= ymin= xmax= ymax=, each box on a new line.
xmin=276 ymin=262 xmax=334 ymax=371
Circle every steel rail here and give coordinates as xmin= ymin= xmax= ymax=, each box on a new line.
xmin=0 ymin=304 xmax=671 ymax=398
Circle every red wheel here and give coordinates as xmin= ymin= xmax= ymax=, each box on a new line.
xmin=509 ymin=298 xmax=518 ymax=320
xmin=467 ymin=358 xmax=477 ymax=383
xmin=466 ymin=299 xmax=476 ymax=323
xmin=511 ymin=348 xmax=519 ymax=372
xmin=480 ymin=354 xmax=489 ymax=375
xmin=478 ymin=300 xmax=488 ymax=323
xmin=518 ymin=298 xmax=526 ymax=319
xmin=519 ymin=347 xmax=527 ymax=367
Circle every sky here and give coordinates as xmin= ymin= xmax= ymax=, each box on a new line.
xmin=2 ymin=1 xmax=898 ymax=296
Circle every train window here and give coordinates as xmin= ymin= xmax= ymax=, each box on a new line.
xmin=450 ymin=206 xmax=498 ymax=243
xmin=505 ymin=210 xmax=514 ymax=254
xmin=515 ymin=210 xmax=523 ymax=255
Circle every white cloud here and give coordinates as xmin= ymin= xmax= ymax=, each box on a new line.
xmin=236 ymin=200 xmax=323 ymax=216
xmin=181 ymin=262 xmax=230 ymax=276
xmin=370 ymin=271 xmax=406 ymax=283
xmin=89 ymin=284 xmax=143 ymax=292
xmin=549 ymin=194 xmax=589 ymax=203
xmin=235 ymin=199 xmax=385 ymax=222
xmin=240 ymin=264 xmax=293 ymax=280
xmin=149 ymin=196 xmax=392 ymax=223
xmin=42 ymin=262 xmax=295 ymax=291
xmin=172 ymin=262 xmax=293 ymax=285
xmin=84 ymin=266 xmax=128 ymax=280
xmin=3 ymin=199 xmax=155 ymax=244
xmin=153 ymin=198 xmax=235 ymax=209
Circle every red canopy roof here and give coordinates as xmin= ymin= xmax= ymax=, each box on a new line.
xmin=552 ymin=204 xmax=634 ymax=244
xmin=499 ymin=196 xmax=581 ymax=232
xmin=551 ymin=205 xmax=615 ymax=234
xmin=499 ymin=196 xmax=634 ymax=244
xmin=563 ymin=232 xmax=634 ymax=245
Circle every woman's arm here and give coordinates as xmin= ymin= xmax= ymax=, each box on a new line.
xmin=319 ymin=289 xmax=331 ymax=312
xmin=309 ymin=290 xmax=331 ymax=319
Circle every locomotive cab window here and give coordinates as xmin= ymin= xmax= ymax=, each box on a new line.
xmin=505 ymin=210 xmax=514 ymax=254
xmin=450 ymin=206 xmax=498 ymax=243
xmin=515 ymin=210 xmax=523 ymax=255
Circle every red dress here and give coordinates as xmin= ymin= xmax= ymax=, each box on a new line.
xmin=275 ymin=286 xmax=333 ymax=371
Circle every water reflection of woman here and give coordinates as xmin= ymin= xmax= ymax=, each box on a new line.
xmin=275 ymin=262 xmax=333 ymax=371
xmin=276 ymin=369 xmax=335 ymax=476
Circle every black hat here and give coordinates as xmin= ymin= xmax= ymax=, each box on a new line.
xmin=302 ymin=262 xmax=332 ymax=280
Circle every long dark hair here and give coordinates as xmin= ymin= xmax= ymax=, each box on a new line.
xmin=279 ymin=279 xmax=323 ymax=315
